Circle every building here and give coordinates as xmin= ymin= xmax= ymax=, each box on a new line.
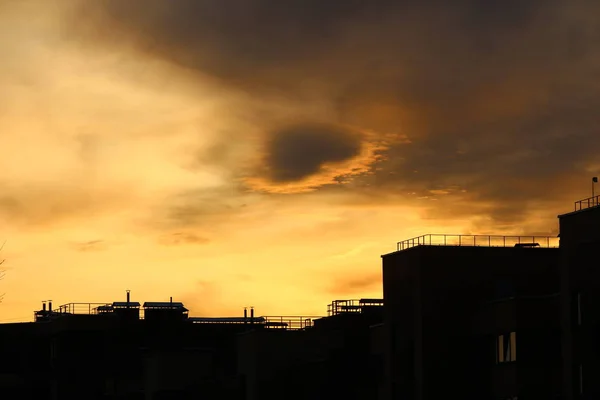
xmin=237 ymin=298 xmax=384 ymax=400
xmin=382 ymin=234 xmax=561 ymax=400
xmin=1 ymin=295 xmax=386 ymax=400
xmin=0 ymin=295 xmax=272 ymax=400
xmin=559 ymin=195 xmax=600 ymax=400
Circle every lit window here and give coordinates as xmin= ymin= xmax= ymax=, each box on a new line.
xmin=497 ymin=332 xmax=516 ymax=363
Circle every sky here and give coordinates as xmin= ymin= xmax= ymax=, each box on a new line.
xmin=0 ymin=0 xmax=599 ymax=322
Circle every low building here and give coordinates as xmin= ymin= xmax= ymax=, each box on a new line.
xmin=0 ymin=296 xmax=270 ymax=400
xmin=237 ymin=299 xmax=384 ymax=400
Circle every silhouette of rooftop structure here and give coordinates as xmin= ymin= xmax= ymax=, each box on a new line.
xmin=30 ymin=293 xmax=331 ymax=333
xmin=143 ymin=301 xmax=186 ymax=309
xmin=573 ymin=194 xmax=600 ymax=211
xmin=327 ymin=298 xmax=384 ymax=316
xmin=395 ymin=233 xmax=559 ymax=251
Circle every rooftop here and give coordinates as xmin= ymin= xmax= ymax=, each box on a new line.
xmin=395 ymin=234 xmax=559 ymax=252
xmin=31 ymin=300 xmax=326 ymax=330
xmin=143 ymin=301 xmax=187 ymax=310
xmin=327 ymin=299 xmax=384 ymax=316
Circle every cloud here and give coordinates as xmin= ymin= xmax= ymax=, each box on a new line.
xmin=241 ymin=123 xmax=387 ymax=193
xmin=65 ymin=0 xmax=600 ymax=230
xmin=0 ymin=182 xmax=131 ymax=229
xmin=158 ymin=232 xmax=210 ymax=246
xmin=70 ymin=240 xmax=107 ymax=252
xmin=327 ymin=271 xmax=382 ymax=297
xmin=263 ymin=123 xmax=362 ymax=183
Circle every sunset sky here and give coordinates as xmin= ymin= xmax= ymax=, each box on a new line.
xmin=1 ymin=0 xmax=599 ymax=322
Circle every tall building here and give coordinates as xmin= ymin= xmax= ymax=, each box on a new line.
xmin=382 ymin=234 xmax=560 ymax=400
xmin=559 ymin=195 xmax=600 ymax=400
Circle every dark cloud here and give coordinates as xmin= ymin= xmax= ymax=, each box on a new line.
xmin=67 ymin=0 xmax=600 ymax=229
xmin=263 ymin=124 xmax=362 ymax=182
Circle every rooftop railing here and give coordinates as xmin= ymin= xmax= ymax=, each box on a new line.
xmin=327 ymin=299 xmax=384 ymax=316
xmin=574 ymin=195 xmax=600 ymax=211
xmin=56 ymin=303 xmax=111 ymax=315
xmin=396 ymin=234 xmax=559 ymax=252
xmin=261 ymin=316 xmax=322 ymax=330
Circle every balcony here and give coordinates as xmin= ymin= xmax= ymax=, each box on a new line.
xmin=574 ymin=195 xmax=600 ymax=211
xmin=396 ymin=234 xmax=559 ymax=252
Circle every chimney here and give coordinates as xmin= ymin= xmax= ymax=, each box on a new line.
xmin=244 ymin=307 xmax=248 ymax=324
xmin=126 ymin=290 xmax=131 ymax=308
xmin=170 ymin=296 xmax=173 ymax=309
xmin=250 ymin=307 xmax=254 ymax=324
xmin=48 ymin=301 xmax=52 ymax=312
xmin=42 ymin=301 xmax=46 ymax=312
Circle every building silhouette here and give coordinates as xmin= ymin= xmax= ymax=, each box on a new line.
xmin=559 ymin=195 xmax=600 ymax=400
xmin=237 ymin=298 xmax=384 ymax=400
xmin=383 ymin=235 xmax=560 ymax=400
xmin=0 ymin=194 xmax=598 ymax=399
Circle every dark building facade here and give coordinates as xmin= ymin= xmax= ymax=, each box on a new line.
xmin=237 ymin=298 xmax=384 ymax=400
xmin=0 ymin=296 xmax=383 ymax=400
xmin=0 ymin=297 xmax=268 ymax=400
xmin=382 ymin=234 xmax=561 ymax=400
xmin=559 ymin=196 xmax=600 ymax=400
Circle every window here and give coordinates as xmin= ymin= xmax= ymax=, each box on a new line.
xmin=496 ymin=332 xmax=517 ymax=363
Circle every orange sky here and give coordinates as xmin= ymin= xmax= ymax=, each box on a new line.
xmin=0 ymin=1 xmax=598 ymax=322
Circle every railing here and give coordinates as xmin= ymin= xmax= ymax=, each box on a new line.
xmin=261 ymin=316 xmax=322 ymax=330
xmin=396 ymin=234 xmax=559 ymax=251
xmin=327 ymin=299 xmax=384 ymax=316
xmin=55 ymin=303 xmax=112 ymax=315
xmin=574 ymin=195 xmax=600 ymax=211
xmin=189 ymin=317 xmax=266 ymax=324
